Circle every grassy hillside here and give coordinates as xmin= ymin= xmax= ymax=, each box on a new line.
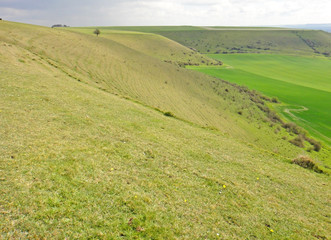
xmin=68 ymin=28 xmax=221 ymax=67
xmin=96 ymin=26 xmax=205 ymax=32
xmin=158 ymin=30 xmax=331 ymax=56
xmin=96 ymin=26 xmax=331 ymax=56
xmin=189 ymin=54 xmax=331 ymax=148
xmin=103 ymin=26 xmax=330 ymax=57
xmin=295 ymin=30 xmax=331 ymax=57
xmin=1 ymin=20 xmax=323 ymax=163
xmin=1 ymin=21 xmax=330 ymax=239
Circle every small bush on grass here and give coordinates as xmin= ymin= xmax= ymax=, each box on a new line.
xmin=283 ymin=122 xmax=321 ymax=152
xmin=304 ymin=136 xmax=321 ymax=152
xmin=282 ymin=122 xmax=303 ymax=135
xmin=164 ymin=111 xmax=175 ymax=117
xmin=292 ymin=155 xmax=323 ymax=173
xmin=271 ymin=97 xmax=279 ymax=103
xmin=289 ymin=135 xmax=304 ymax=148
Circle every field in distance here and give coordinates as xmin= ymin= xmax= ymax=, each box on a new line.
xmin=189 ymin=54 xmax=331 ymax=147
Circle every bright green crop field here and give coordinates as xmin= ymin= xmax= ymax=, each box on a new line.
xmin=189 ymin=54 xmax=331 ymax=145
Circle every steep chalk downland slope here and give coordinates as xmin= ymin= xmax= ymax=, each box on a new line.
xmin=295 ymin=30 xmax=331 ymax=57
xmin=0 ymin=21 xmax=327 ymax=162
xmin=152 ymin=29 xmax=331 ymax=56
xmin=69 ymin=28 xmax=221 ymax=67
xmin=1 ymin=25 xmax=330 ymax=240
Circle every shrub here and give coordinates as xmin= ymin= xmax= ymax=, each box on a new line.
xmin=289 ymin=135 xmax=304 ymax=148
xmin=304 ymin=136 xmax=321 ymax=152
xmin=267 ymin=111 xmax=282 ymax=123
xmin=271 ymin=97 xmax=279 ymax=103
xmin=292 ymin=155 xmax=323 ymax=173
xmin=164 ymin=111 xmax=175 ymax=117
xmin=282 ymin=122 xmax=303 ymax=135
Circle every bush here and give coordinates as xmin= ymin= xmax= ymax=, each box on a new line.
xmin=282 ymin=122 xmax=303 ymax=135
xmin=271 ymin=97 xmax=279 ymax=103
xmin=267 ymin=111 xmax=282 ymax=123
xmin=292 ymin=155 xmax=323 ymax=173
xmin=164 ymin=111 xmax=175 ymax=117
xmin=304 ymin=136 xmax=321 ymax=152
xmin=289 ymin=135 xmax=304 ymax=148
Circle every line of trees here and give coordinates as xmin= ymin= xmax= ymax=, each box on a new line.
xmin=51 ymin=24 xmax=69 ymax=28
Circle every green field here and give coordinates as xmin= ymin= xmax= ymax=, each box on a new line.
xmin=189 ymin=54 xmax=331 ymax=145
xmin=1 ymin=21 xmax=331 ymax=239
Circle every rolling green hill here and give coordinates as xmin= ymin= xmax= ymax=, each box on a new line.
xmin=1 ymin=20 xmax=321 ymax=161
xmin=158 ymin=29 xmax=331 ymax=56
xmin=68 ymin=28 xmax=221 ymax=67
xmin=1 ymin=21 xmax=330 ymax=239
xmin=104 ymin=26 xmax=331 ymax=56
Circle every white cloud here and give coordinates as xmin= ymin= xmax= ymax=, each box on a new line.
xmin=1 ymin=0 xmax=331 ymax=26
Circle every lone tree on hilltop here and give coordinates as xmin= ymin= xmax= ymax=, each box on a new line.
xmin=94 ymin=29 xmax=100 ymax=37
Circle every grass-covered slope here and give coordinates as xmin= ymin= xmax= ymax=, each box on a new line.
xmin=1 ymin=22 xmax=330 ymax=239
xmin=68 ymin=27 xmax=221 ymax=67
xmin=295 ymin=30 xmax=331 ymax=57
xmin=1 ymin=20 xmax=320 ymax=161
xmin=96 ymin=25 xmax=205 ymax=32
xmin=149 ymin=28 xmax=331 ymax=56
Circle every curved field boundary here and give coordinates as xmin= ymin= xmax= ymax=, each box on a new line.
xmin=281 ymin=105 xmax=331 ymax=143
xmin=283 ymin=105 xmax=308 ymax=121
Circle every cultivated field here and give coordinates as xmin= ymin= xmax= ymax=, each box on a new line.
xmin=189 ymin=54 xmax=331 ymax=148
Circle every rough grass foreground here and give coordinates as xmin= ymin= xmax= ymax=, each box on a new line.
xmin=0 ymin=49 xmax=330 ymax=240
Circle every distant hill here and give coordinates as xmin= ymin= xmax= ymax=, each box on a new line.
xmin=280 ymin=24 xmax=331 ymax=33
xmin=102 ymin=26 xmax=331 ymax=57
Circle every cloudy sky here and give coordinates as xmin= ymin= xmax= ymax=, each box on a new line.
xmin=1 ymin=0 xmax=330 ymax=27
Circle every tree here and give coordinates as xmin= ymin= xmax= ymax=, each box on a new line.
xmin=94 ymin=29 xmax=100 ymax=37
